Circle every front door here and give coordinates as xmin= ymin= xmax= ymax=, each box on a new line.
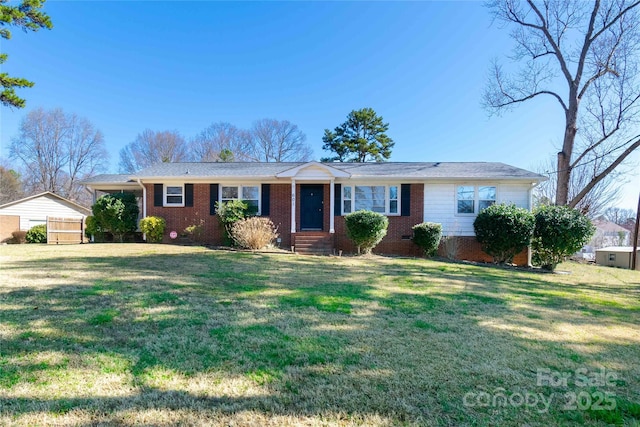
xmin=300 ymin=184 xmax=324 ymax=230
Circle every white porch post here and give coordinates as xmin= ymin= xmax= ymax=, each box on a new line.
xmin=291 ymin=179 xmax=296 ymax=234
xmin=329 ymin=179 xmax=335 ymax=233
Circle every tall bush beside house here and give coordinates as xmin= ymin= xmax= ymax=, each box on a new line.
xmin=473 ymin=204 xmax=535 ymax=264
xmin=25 ymin=224 xmax=47 ymax=243
xmin=92 ymin=193 xmax=139 ymax=243
xmin=139 ymin=216 xmax=166 ymax=243
xmin=412 ymin=222 xmax=442 ymax=257
xmin=532 ymin=205 xmax=595 ymax=271
xmin=231 ymin=217 xmax=279 ymax=250
xmin=215 ymin=199 xmax=248 ymax=245
xmin=85 ymin=215 xmax=104 ymax=242
xmin=344 ymin=210 xmax=388 ymax=254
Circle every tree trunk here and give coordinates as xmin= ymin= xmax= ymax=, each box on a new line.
xmin=556 ymin=96 xmax=579 ymax=206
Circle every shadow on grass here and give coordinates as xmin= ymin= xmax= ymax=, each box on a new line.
xmin=1 ymin=246 xmax=639 ymax=425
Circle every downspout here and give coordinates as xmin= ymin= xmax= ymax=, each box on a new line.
xmin=136 ymin=179 xmax=147 ymax=241
xmin=527 ymin=181 xmax=541 ymax=267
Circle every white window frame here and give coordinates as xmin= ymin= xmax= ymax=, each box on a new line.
xmin=455 ymin=185 xmax=497 ymax=215
xmin=164 ymin=184 xmax=185 ymax=207
xmin=341 ymin=184 xmax=400 ymax=216
xmin=219 ymin=184 xmax=261 ymax=215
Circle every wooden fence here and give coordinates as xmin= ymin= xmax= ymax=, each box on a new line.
xmin=47 ymin=216 xmax=85 ymax=244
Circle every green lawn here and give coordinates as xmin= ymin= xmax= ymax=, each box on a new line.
xmin=0 ymin=244 xmax=639 ymax=426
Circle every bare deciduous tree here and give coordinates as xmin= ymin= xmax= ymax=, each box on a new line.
xmin=191 ymin=122 xmax=252 ymax=162
xmin=9 ymin=107 xmax=108 ymax=202
xmin=119 ymin=129 xmax=190 ymax=173
xmin=534 ymin=157 xmax=624 ymax=217
xmin=0 ymin=159 xmax=24 ymax=204
xmin=247 ymin=119 xmax=313 ymax=162
xmin=485 ymin=0 xmax=640 ymax=208
xmin=602 ymin=207 xmax=636 ymax=224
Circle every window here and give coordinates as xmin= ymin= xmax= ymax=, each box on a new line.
xmin=608 ymin=253 xmax=616 ymax=262
xmin=342 ymin=185 xmax=399 ymax=215
xmin=478 ymin=186 xmax=496 ymax=211
xmin=457 ymin=186 xmax=475 ymax=214
xmin=221 ymin=185 xmax=260 ymax=215
xmin=165 ymin=185 xmax=184 ymax=206
xmin=355 ymin=186 xmax=385 ymax=213
xmin=456 ymin=185 xmax=496 ymax=214
xmin=343 ymin=186 xmax=352 ymax=214
xmin=389 ymin=185 xmax=399 ymax=214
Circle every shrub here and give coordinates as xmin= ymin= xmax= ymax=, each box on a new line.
xmin=26 ymin=224 xmax=47 ymax=243
xmin=532 ymin=205 xmax=595 ymax=271
xmin=139 ymin=216 xmax=166 ymax=243
xmin=216 ymin=199 xmax=248 ymax=244
xmin=473 ymin=204 xmax=535 ymax=264
xmin=231 ymin=217 xmax=278 ymax=250
xmin=184 ymin=219 xmax=205 ymax=242
xmin=344 ymin=210 xmax=388 ymax=254
xmin=85 ymin=215 xmax=103 ymax=241
xmin=92 ymin=193 xmax=139 ymax=243
xmin=412 ymin=222 xmax=442 ymax=257
xmin=10 ymin=230 xmax=27 ymax=244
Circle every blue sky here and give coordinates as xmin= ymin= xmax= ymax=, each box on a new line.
xmin=1 ymin=1 xmax=638 ymax=209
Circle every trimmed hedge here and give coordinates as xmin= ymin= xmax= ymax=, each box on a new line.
xmin=473 ymin=204 xmax=535 ymax=264
xmin=412 ymin=222 xmax=442 ymax=257
xmin=344 ymin=210 xmax=389 ymax=254
xmin=532 ymin=205 xmax=595 ymax=271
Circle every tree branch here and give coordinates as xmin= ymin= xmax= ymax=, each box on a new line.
xmin=526 ymin=0 xmax=574 ymax=85
xmin=569 ymin=135 xmax=640 ymax=208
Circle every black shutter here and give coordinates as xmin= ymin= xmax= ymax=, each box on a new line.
xmin=154 ymin=184 xmax=163 ymax=207
xmin=261 ymin=184 xmax=270 ymax=216
xmin=334 ymin=184 xmax=342 ymax=216
xmin=401 ymin=184 xmax=411 ymax=217
xmin=210 ymin=184 xmax=219 ymax=215
xmin=185 ymin=184 xmax=194 ymax=207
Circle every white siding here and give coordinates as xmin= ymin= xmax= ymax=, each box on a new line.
xmin=424 ymin=181 xmax=532 ymax=237
xmin=0 ymin=195 xmax=87 ymax=230
xmin=498 ymin=183 xmax=531 ymax=208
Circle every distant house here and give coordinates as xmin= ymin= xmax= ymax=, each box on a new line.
xmin=0 ymin=192 xmax=91 ymax=242
xmin=82 ymin=161 xmax=545 ymax=264
xmin=595 ymin=246 xmax=640 ymax=270
xmin=582 ymin=220 xmax=631 ymax=254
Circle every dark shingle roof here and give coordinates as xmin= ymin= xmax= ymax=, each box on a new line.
xmin=83 ymin=162 xmax=545 ymax=183
xmin=80 ymin=174 xmax=136 ymax=185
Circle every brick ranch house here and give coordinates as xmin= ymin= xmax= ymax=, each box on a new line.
xmin=82 ymin=161 xmax=545 ymax=264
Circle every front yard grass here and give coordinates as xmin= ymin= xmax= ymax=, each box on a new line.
xmin=0 ymin=244 xmax=638 ymax=426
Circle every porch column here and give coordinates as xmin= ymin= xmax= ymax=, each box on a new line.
xmin=291 ymin=179 xmax=296 ymax=234
xmin=329 ymin=179 xmax=335 ymax=233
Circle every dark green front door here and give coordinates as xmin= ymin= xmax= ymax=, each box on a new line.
xmin=300 ymin=184 xmax=324 ymax=230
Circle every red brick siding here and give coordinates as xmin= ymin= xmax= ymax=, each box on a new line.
xmin=145 ymin=183 xmax=223 ymax=244
xmin=334 ymin=184 xmax=424 ymax=257
xmin=268 ymin=184 xmax=292 ymax=248
xmin=438 ymin=236 xmax=529 ymax=266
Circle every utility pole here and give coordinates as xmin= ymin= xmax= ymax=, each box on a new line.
xmin=633 ymin=192 xmax=640 ymax=270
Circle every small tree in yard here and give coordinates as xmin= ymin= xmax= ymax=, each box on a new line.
xmin=92 ymin=193 xmax=139 ymax=243
xmin=344 ymin=210 xmax=388 ymax=254
xmin=139 ymin=216 xmax=166 ymax=243
xmin=215 ymin=199 xmax=248 ymax=245
xmin=533 ymin=205 xmax=595 ymax=271
xmin=474 ymin=204 xmax=535 ymax=264
xmin=412 ymin=222 xmax=442 ymax=257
